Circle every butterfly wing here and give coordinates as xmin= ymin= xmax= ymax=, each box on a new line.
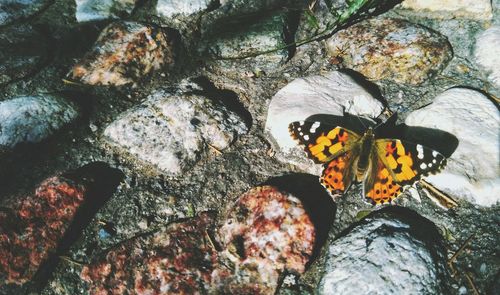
xmin=363 ymin=155 xmax=403 ymax=204
xmin=320 ymin=149 xmax=358 ymax=198
xmin=364 ymin=138 xmax=447 ymax=204
xmin=288 ymin=121 xmax=361 ymax=163
xmin=289 ymin=121 xmax=362 ymax=198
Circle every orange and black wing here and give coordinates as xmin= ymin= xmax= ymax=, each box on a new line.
xmin=288 ymin=121 xmax=361 ymax=163
xmin=363 ymin=138 xmax=447 ymax=204
xmin=319 ymin=149 xmax=359 ymax=198
xmin=289 ymin=121 xmax=362 ymax=198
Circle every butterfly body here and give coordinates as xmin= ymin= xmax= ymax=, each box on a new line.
xmin=289 ymin=117 xmax=447 ymax=205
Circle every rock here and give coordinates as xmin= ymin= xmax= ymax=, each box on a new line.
xmin=405 ymin=88 xmax=500 ymax=207
xmin=474 ymin=26 xmax=500 ymax=88
xmin=0 ymin=163 xmax=123 ymax=286
xmin=0 ymin=25 xmax=48 ymax=85
xmin=213 ymin=186 xmax=316 ymax=293
xmin=326 ymin=18 xmax=453 ymax=85
xmin=318 ymin=208 xmax=448 ymax=294
xmin=75 ymin=0 xmax=139 ymax=22
xmin=399 ymin=0 xmax=493 ymax=20
xmin=156 ymin=0 xmax=212 ymax=19
xmin=0 ymin=94 xmax=79 ymax=148
xmin=200 ymin=0 xmax=302 ymax=34
xmin=0 ymin=0 xmax=49 ymax=26
xmin=68 ymin=21 xmax=178 ymax=87
xmin=208 ymin=13 xmax=290 ymax=72
xmin=103 ymin=87 xmax=248 ymax=175
xmin=81 ymin=186 xmax=315 ymax=294
xmin=81 ymin=212 xmax=217 ymax=294
xmin=265 ymin=70 xmax=384 ymax=173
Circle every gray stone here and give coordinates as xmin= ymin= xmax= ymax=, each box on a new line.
xmin=201 ymin=0 xmax=301 ymax=32
xmin=208 ymin=13 xmax=290 ymax=71
xmin=265 ymin=71 xmax=384 ymax=174
xmin=0 ymin=95 xmax=79 ymax=148
xmin=0 ymin=25 xmax=47 ymax=85
xmin=326 ymin=18 xmax=453 ymax=85
xmin=0 ymin=0 xmax=48 ymax=26
xmin=75 ymin=0 xmax=138 ymax=22
xmin=156 ymin=0 xmax=212 ymax=19
xmin=318 ymin=209 xmax=448 ymax=295
xmin=405 ymin=88 xmax=500 ymax=207
xmin=103 ymin=87 xmax=248 ymax=175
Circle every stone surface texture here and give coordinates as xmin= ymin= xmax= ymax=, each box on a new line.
xmin=208 ymin=13 xmax=289 ymax=69
xmin=474 ymin=26 xmax=500 ymax=88
xmin=82 ymin=186 xmax=315 ymax=294
xmin=400 ymin=0 xmax=493 ymax=20
xmin=75 ymin=0 xmax=138 ymax=22
xmin=214 ymin=186 xmax=316 ymax=293
xmin=326 ymin=18 xmax=453 ymax=85
xmin=0 ymin=177 xmax=85 ymax=285
xmin=265 ymin=70 xmax=384 ymax=173
xmin=68 ymin=21 xmax=176 ymax=87
xmin=318 ymin=210 xmax=448 ymax=294
xmin=104 ymin=88 xmax=248 ymax=175
xmin=0 ymin=24 xmax=48 ymax=86
xmin=81 ymin=212 xmax=217 ymax=295
xmin=405 ymin=88 xmax=500 ymax=207
xmin=0 ymin=163 xmax=123 ymax=286
xmin=156 ymin=0 xmax=212 ymax=18
xmin=0 ymin=95 xmax=79 ymax=148
xmin=0 ymin=0 xmax=48 ymax=26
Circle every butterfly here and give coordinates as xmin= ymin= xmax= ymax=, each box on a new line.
xmin=288 ymin=114 xmax=447 ymax=205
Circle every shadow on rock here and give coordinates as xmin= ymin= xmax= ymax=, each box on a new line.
xmin=264 ymin=173 xmax=336 ymax=262
xmin=32 ymin=162 xmax=124 ymax=292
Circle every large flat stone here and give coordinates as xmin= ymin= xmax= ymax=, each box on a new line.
xmin=103 ymin=88 xmax=248 ymax=175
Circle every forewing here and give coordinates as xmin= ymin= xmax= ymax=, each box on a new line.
xmin=374 ymin=139 xmax=447 ymax=185
xmin=289 ymin=121 xmax=361 ymax=163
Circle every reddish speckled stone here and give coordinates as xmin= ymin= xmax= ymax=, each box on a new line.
xmin=0 ymin=177 xmax=86 ymax=285
xmin=213 ymin=185 xmax=316 ymax=293
xmin=80 ymin=186 xmax=315 ymax=294
xmin=68 ymin=21 xmax=177 ymax=87
xmin=81 ymin=212 xmax=217 ymax=295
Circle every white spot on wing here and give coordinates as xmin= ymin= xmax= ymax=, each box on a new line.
xmin=432 ymin=150 xmax=439 ymax=157
xmin=310 ymin=122 xmax=320 ymax=133
xmin=303 ymin=134 xmax=309 ymax=141
xmin=416 ymin=144 xmax=424 ymax=159
xmin=420 ymin=163 xmax=427 ymax=169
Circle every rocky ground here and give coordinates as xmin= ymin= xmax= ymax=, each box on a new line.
xmin=0 ymin=0 xmax=499 ymax=294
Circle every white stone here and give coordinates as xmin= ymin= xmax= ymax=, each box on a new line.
xmin=474 ymin=26 xmax=500 ymax=88
xmin=156 ymin=0 xmax=211 ymax=18
xmin=400 ymin=0 xmax=493 ymax=20
xmin=265 ymin=71 xmax=384 ymax=173
xmin=75 ymin=0 xmax=137 ymax=22
xmin=103 ymin=89 xmax=248 ymax=175
xmin=0 ymin=95 xmax=79 ymax=148
xmin=405 ymin=88 xmax=500 ymax=207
